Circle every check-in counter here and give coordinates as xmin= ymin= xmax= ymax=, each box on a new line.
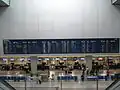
xmin=0 ymin=74 xmax=26 ymax=81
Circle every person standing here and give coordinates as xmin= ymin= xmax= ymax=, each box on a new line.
xmin=51 ymin=74 xmax=55 ymax=81
xmin=106 ymin=70 xmax=110 ymax=80
xmin=81 ymin=74 xmax=84 ymax=82
xmin=33 ymin=75 xmax=37 ymax=84
xmin=36 ymin=74 xmax=42 ymax=84
xmin=38 ymin=75 xmax=42 ymax=84
xmin=82 ymin=68 xmax=85 ymax=76
xmin=86 ymin=67 xmax=89 ymax=76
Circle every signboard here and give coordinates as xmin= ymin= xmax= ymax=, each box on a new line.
xmin=3 ymin=38 xmax=119 ymax=54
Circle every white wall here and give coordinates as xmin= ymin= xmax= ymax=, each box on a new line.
xmin=0 ymin=0 xmax=120 ymax=55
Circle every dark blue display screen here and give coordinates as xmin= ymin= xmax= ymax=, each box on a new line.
xmin=3 ymin=38 xmax=119 ymax=54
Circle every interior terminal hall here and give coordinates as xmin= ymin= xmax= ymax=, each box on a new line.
xmin=0 ymin=0 xmax=120 ymax=90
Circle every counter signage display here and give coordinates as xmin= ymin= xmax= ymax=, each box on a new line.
xmin=3 ymin=38 xmax=119 ymax=54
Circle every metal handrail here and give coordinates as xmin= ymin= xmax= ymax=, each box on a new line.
xmin=8 ymin=0 xmax=10 ymax=5
xmin=106 ymin=79 xmax=119 ymax=90
xmin=111 ymin=0 xmax=120 ymax=5
xmin=0 ymin=79 xmax=16 ymax=90
xmin=0 ymin=87 xmax=4 ymax=90
xmin=0 ymin=0 xmax=10 ymax=7
xmin=113 ymin=82 xmax=120 ymax=90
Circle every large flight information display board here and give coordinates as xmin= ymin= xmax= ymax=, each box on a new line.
xmin=3 ymin=38 xmax=119 ymax=54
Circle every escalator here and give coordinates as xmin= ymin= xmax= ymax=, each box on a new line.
xmin=0 ymin=79 xmax=16 ymax=90
xmin=0 ymin=0 xmax=10 ymax=6
xmin=106 ymin=80 xmax=120 ymax=90
xmin=112 ymin=0 xmax=120 ymax=5
xmin=0 ymin=87 xmax=4 ymax=90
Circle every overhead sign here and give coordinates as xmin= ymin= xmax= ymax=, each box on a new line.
xmin=3 ymin=38 xmax=119 ymax=54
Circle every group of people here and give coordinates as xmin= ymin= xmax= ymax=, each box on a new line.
xmin=81 ymin=66 xmax=111 ymax=81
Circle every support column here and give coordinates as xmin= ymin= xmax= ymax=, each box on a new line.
xmin=85 ymin=55 xmax=93 ymax=71
xmin=30 ymin=56 xmax=38 ymax=75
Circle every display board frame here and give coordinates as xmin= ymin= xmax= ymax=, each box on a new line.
xmin=3 ymin=38 xmax=119 ymax=54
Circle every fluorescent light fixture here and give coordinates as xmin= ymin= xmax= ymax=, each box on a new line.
xmin=3 ymin=58 xmax=7 ymax=61
xmin=27 ymin=58 xmax=31 ymax=61
xmin=63 ymin=57 xmax=67 ymax=60
xmin=81 ymin=58 xmax=85 ymax=60
xmin=56 ymin=58 xmax=60 ymax=60
xmin=98 ymin=58 xmax=103 ymax=60
xmin=20 ymin=58 xmax=24 ymax=61
xmin=45 ymin=58 xmax=49 ymax=60
xmin=10 ymin=58 xmax=14 ymax=61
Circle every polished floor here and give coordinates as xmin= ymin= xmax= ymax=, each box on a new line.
xmin=0 ymin=70 xmax=118 ymax=90
xmin=8 ymin=80 xmax=113 ymax=90
xmin=8 ymin=70 xmax=113 ymax=90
